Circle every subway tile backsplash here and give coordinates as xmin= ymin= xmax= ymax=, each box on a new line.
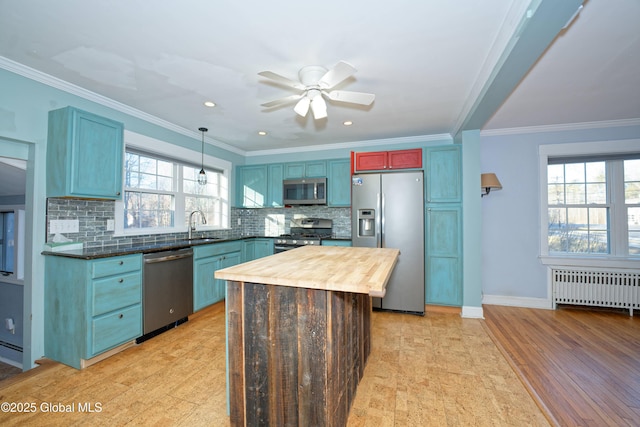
xmin=46 ymin=198 xmax=351 ymax=250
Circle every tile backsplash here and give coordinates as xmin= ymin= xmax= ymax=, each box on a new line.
xmin=46 ymin=198 xmax=351 ymax=250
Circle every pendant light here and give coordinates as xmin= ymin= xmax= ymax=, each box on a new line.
xmin=198 ymin=127 xmax=208 ymax=185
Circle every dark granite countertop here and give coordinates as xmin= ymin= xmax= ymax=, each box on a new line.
xmin=41 ymin=236 xmax=272 ymax=260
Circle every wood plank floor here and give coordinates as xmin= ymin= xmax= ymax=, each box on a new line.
xmin=0 ymin=302 xmax=550 ymax=426
xmin=483 ymin=304 xmax=640 ymax=427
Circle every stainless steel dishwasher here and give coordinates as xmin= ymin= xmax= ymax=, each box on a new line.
xmin=141 ymin=248 xmax=194 ymax=338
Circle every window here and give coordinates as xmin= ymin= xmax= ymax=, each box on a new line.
xmin=123 ymin=150 xmax=228 ymax=232
xmin=546 ymin=154 xmax=640 ymax=257
xmin=0 ymin=207 xmax=25 ymax=281
xmin=1 ymin=211 xmax=15 ymax=274
xmin=115 ymin=131 xmax=231 ymax=235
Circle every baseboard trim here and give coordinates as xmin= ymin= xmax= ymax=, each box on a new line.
xmin=461 ymin=305 xmax=484 ymax=319
xmin=482 ymin=294 xmax=553 ymax=310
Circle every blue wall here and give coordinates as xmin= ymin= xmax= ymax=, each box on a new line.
xmin=480 ymin=122 xmax=640 ymax=304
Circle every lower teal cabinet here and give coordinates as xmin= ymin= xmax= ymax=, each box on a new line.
xmin=45 ymin=253 xmax=143 ymax=369
xmin=425 ymin=205 xmax=462 ymax=306
xmin=193 ymin=241 xmax=242 ymax=311
xmin=242 ymin=238 xmax=274 ymax=262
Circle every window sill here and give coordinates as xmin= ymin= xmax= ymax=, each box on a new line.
xmin=540 ymin=255 xmax=640 ymax=270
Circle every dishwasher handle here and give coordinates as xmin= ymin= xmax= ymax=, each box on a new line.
xmin=144 ymin=250 xmax=193 ymax=264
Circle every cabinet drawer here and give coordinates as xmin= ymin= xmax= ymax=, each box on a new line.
xmin=91 ymin=304 xmax=142 ymax=356
xmin=91 ymin=255 xmax=141 ymax=279
xmin=194 ymin=242 xmax=242 ymax=259
xmin=92 ymin=272 xmax=142 ymax=316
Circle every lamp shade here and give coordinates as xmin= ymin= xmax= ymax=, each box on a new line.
xmin=481 ymin=173 xmax=502 ymax=190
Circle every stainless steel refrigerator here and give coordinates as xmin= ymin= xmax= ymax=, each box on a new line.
xmin=351 ymin=171 xmax=425 ymax=314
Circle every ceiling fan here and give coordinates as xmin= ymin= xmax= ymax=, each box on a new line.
xmin=259 ymin=61 xmax=375 ymax=120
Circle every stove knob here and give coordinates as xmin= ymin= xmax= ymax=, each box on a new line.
xmin=292 ymin=240 xmax=297 ymax=244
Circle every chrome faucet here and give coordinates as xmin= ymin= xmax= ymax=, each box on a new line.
xmin=188 ymin=210 xmax=207 ymax=239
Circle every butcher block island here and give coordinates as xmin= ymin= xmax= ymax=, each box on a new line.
xmin=215 ymin=245 xmax=399 ymax=427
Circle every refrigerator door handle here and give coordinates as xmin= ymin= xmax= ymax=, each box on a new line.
xmin=379 ymin=192 xmax=385 ymax=248
xmin=376 ymin=192 xmax=382 ymax=248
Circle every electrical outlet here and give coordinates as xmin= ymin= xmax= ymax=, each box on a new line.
xmin=106 ymin=219 xmax=115 ymax=231
xmin=50 ymin=219 xmax=79 ymax=234
xmin=237 ymin=218 xmax=242 ymax=226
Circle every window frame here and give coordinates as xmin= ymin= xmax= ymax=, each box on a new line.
xmin=115 ymin=131 xmax=232 ymax=236
xmin=539 ymin=138 xmax=640 ymax=269
xmin=0 ymin=205 xmax=25 ymax=284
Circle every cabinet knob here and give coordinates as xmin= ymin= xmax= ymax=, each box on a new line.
xmin=119 ymin=261 xmax=124 ymax=265
xmin=119 ymin=314 xmax=123 ymax=319
xmin=116 ymin=192 xmax=121 ymax=196
xmin=118 ymin=278 xmax=124 ymax=283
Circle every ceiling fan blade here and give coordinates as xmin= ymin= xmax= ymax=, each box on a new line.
xmin=326 ymin=90 xmax=375 ymax=106
xmin=293 ymin=97 xmax=311 ymax=117
xmin=258 ymin=71 xmax=306 ymax=90
xmin=311 ymin=96 xmax=327 ymax=120
xmin=261 ymin=94 xmax=303 ymax=108
xmin=318 ymin=61 xmax=357 ymax=89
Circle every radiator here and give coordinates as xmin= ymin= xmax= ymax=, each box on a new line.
xmin=552 ymin=268 xmax=640 ymax=316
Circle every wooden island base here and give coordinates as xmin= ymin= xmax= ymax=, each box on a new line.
xmin=227 ymin=281 xmax=371 ymax=427
xmin=216 ymin=246 xmax=399 ymax=426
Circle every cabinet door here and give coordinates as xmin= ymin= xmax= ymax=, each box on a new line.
xmin=267 ymin=164 xmax=284 ymax=207
xmin=425 ymin=206 xmax=462 ymax=306
xmin=47 ymin=107 xmax=124 ymax=199
xmin=388 ymin=149 xmax=422 ymax=169
xmin=305 ymin=161 xmax=327 ymax=177
xmin=355 ymin=151 xmax=387 ymax=171
xmin=193 ymin=256 xmax=221 ymax=311
xmin=327 ymin=159 xmax=351 ymax=206
xmin=284 ymin=163 xmax=305 ymax=179
xmin=236 ymin=165 xmax=268 ymax=207
xmin=218 ymin=251 xmax=241 ymax=301
xmin=426 ymin=146 xmax=461 ymax=203
xmin=242 ymin=240 xmax=255 ymax=262
xmin=253 ymin=239 xmax=273 ymax=258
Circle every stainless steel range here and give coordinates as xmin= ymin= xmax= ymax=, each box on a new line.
xmin=274 ymin=218 xmax=333 ymax=253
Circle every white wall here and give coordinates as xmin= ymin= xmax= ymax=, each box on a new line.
xmin=480 ymin=120 xmax=640 ymax=307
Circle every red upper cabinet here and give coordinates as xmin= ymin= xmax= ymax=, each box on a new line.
xmin=355 ymin=150 xmax=388 ymax=171
xmin=354 ymin=148 xmax=422 ymax=172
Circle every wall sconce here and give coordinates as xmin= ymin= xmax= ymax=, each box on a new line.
xmin=481 ymin=173 xmax=502 ymax=197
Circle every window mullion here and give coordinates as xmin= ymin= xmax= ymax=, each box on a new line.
xmin=174 ymin=163 xmax=186 ymax=231
xmin=609 ymin=160 xmax=627 ymax=255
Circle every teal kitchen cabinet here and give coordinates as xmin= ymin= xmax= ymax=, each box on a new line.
xmin=236 ymin=164 xmax=284 ymax=208
xmin=425 ymin=145 xmax=461 ymax=203
xmin=236 ymin=165 xmax=267 ymax=208
xmin=267 ymin=164 xmax=284 ymax=207
xmin=284 ymin=160 xmax=327 ymax=179
xmin=193 ymin=241 xmax=242 ymax=311
xmin=45 ymin=253 xmax=142 ymax=369
xmin=425 ymin=205 xmax=462 ymax=306
xmin=47 ymin=106 xmax=124 ymax=200
xmin=327 ymin=159 xmax=351 ymax=206
xmin=242 ymin=238 xmax=274 ymax=262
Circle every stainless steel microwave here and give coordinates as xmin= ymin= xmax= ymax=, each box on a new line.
xmin=283 ymin=178 xmax=327 ymax=205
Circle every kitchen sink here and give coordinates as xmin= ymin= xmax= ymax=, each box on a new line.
xmin=184 ymin=237 xmax=223 ymax=245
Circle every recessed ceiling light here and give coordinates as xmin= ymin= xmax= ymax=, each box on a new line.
xmin=343 ymin=120 xmax=353 ymax=126
xmin=258 ymin=131 xmax=267 ymax=136
xmin=204 ymin=101 xmax=216 ymax=107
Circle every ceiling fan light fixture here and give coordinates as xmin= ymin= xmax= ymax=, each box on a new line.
xmin=198 ymin=127 xmax=208 ymax=185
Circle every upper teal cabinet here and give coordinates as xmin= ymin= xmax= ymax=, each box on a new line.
xmin=236 ymin=165 xmax=268 ymax=208
xmin=236 ymin=164 xmax=284 ymax=208
xmin=47 ymin=107 xmax=124 ymax=200
xmin=284 ymin=161 xmax=327 ymax=178
xmin=327 ymin=159 xmax=351 ymax=206
xmin=425 ymin=145 xmax=461 ymax=203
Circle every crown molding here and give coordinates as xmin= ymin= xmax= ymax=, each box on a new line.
xmin=481 ymin=118 xmax=640 ymax=137
xmin=0 ymin=56 xmax=245 ymax=156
